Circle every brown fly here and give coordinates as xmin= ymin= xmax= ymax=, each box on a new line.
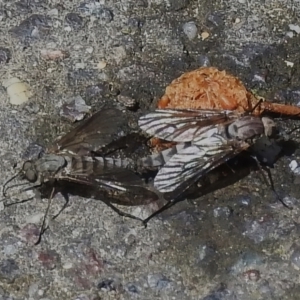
xmin=2 ymin=107 xmax=161 ymax=243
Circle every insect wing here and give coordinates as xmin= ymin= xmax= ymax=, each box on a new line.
xmin=49 ymin=108 xmax=126 ymax=155
xmin=154 ymin=138 xmax=249 ymax=194
xmin=138 ymin=109 xmax=240 ymax=142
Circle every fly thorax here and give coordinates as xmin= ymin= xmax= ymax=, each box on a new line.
xmin=227 ymin=116 xmax=265 ymax=140
xmin=34 ymin=154 xmax=66 ymax=175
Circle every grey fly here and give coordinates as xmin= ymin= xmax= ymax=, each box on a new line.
xmin=138 ymin=108 xmax=282 ymax=223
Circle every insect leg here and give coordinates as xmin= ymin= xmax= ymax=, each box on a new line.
xmin=251 ymin=156 xmax=293 ymax=209
xmin=35 ymin=187 xmax=55 ymax=245
xmin=142 ymin=196 xmax=184 ymax=226
xmin=102 ymin=200 xmax=145 ymax=223
xmin=2 ymin=170 xmax=23 ymax=196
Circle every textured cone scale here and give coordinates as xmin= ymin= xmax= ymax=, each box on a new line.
xmin=150 ymin=67 xmax=300 ymax=152
xmin=157 ymin=67 xmax=300 ymax=116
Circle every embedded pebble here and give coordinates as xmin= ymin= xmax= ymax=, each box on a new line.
xmin=289 ymin=160 xmax=300 ymax=175
xmin=147 ymin=274 xmax=171 ymax=290
xmin=97 ymin=60 xmax=107 ymax=69
xmin=242 ymin=269 xmax=260 ymax=282
xmin=0 ymin=259 xmax=20 ymax=282
xmin=22 ymin=143 xmax=45 ymax=160
xmin=238 ymin=196 xmax=251 ymax=206
xmin=0 ymin=48 xmax=11 ymax=64
xmin=3 ymin=77 xmax=31 ymax=105
xmin=290 ymin=247 xmax=300 ymax=269
xmin=85 ymin=83 xmax=109 ymax=99
xmin=230 ymin=252 xmax=264 ymax=275
xmin=78 ymin=3 xmax=113 ymax=23
xmin=28 ymin=283 xmax=39 ymax=297
xmin=117 ymin=95 xmax=137 ymax=108
xmin=213 ymin=206 xmax=231 ymax=218
xmin=289 ymin=24 xmax=300 ymax=34
xmin=201 ymin=31 xmax=210 ymax=40
xmin=60 ymin=95 xmax=91 ymax=122
xmin=9 ymin=14 xmax=51 ymax=40
xmin=97 ymin=279 xmax=118 ymax=291
xmin=40 ymin=49 xmax=69 ymax=61
xmin=38 ymin=250 xmax=61 ymax=270
xmin=65 ymin=13 xmax=83 ymax=29
xmin=203 ymin=284 xmax=236 ymax=300
xmin=25 ymin=213 xmax=44 ymax=224
xmin=182 ymin=21 xmax=197 ymax=40
xmin=126 ymin=283 xmax=141 ymax=294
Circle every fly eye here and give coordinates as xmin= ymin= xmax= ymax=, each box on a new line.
xmin=25 ymin=169 xmax=37 ymax=182
xmin=23 ymin=161 xmax=32 ymax=171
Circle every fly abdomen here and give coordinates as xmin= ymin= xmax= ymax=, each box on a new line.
xmin=137 ymin=143 xmax=190 ymax=169
xmin=68 ymin=156 xmax=133 ymax=176
xmin=99 ymin=157 xmax=133 ymax=168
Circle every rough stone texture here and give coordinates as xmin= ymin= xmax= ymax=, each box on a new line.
xmin=1 ymin=0 xmax=300 ymax=299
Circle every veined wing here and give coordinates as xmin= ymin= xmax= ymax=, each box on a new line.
xmin=138 ymin=109 xmax=240 ymax=142
xmin=49 ymin=108 xmax=127 ymax=155
xmin=154 ymin=136 xmax=250 ymax=194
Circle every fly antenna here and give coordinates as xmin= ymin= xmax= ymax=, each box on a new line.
xmin=2 ymin=170 xmax=23 ymax=197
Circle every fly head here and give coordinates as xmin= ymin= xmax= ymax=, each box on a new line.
xmin=22 ymin=161 xmax=38 ymax=182
xmin=22 ymin=154 xmax=66 ymax=183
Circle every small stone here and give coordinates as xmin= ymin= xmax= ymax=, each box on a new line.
xmin=0 ymin=259 xmax=20 ymax=282
xmin=65 ymin=13 xmax=83 ymax=29
xmin=201 ymin=31 xmax=210 ymax=40
xmin=213 ymin=206 xmax=231 ymax=218
xmin=38 ymin=250 xmax=61 ymax=270
xmin=25 ymin=213 xmax=44 ymax=224
xmin=285 ymin=60 xmax=294 ymax=67
xmin=63 ymin=262 xmax=73 ymax=269
xmin=117 ymin=95 xmax=137 ymax=108
xmin=60 ymin=95 xmax=91 ymax=122
xmin=97 ymin=60 xmax=107 ymax=69
xmin=243 ymin=269 xmax=260 ymax=282
xmin=75 ymin=62 xmax=86 ymax=69
xmin=111 ymin=46 xmax=126 ymax=64
xmin=86 ymin=47 xmax=94 ymax=54
xmin=3 ymin=77 xmax=31 ymax=105
xmin=0 ymin=48 xmax=11 ymax=64
xmin=289 ymin=24 xmax=300 ymax=34
xmin=234 ymin=17 xmax=241 ymax=24
xmin=289 ymin=160 xmax=300 ymax=175
xmin=94 ymin=8 xmax=113 ymax=23
xmin=9 ymin=14 xmax=51 ymax=40
xmin=291 ymin=247 xmax=300 ymax=269
xmin=147 ymin=274 xmax=171 ymax=291
xmin=40 ymin=49 xmax=69 ymax=61
xmin=19 ymin=223 xmax=40 ymax=244
xmin=47 ymin=8 xmax=58 ymax=16
xmin=182 ymin=21 xmax=197 ymax=40
xmin=97 ymin=279 xmax=118 ymax=291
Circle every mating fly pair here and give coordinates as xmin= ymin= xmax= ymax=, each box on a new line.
xmin=2 ymin=105 xmax=281 ymax=241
